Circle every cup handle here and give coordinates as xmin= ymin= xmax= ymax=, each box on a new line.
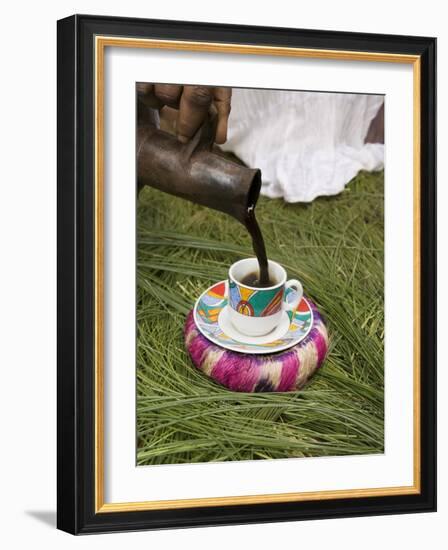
xmin=283 ymin=279 xmax=303 ymax=314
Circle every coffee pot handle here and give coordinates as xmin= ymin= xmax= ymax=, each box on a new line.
xmin=182 ymin=106 xmax=218 ymax=160
xmin=283 ymin=279 xmax=303 ymax=314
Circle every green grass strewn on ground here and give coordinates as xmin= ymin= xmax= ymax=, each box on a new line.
xmin=136 ymin=170 xmax=384 ymax=466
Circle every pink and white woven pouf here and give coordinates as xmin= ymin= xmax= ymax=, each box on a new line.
xmin=184 ymin=299 xmax=328 ymax=392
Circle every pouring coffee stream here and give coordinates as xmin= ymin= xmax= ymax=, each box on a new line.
xmin=244 ymin=206 xmax=270 ymax=287
xmin=137 ymin=100 xmax=270 ymax=286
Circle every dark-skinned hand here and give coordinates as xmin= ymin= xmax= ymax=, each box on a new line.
xmin=137 ymin=83 xmax=232 ymax=144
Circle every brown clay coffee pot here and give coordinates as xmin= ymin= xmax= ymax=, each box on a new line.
xmin=137 ymin=98 xmax=262 ymax=225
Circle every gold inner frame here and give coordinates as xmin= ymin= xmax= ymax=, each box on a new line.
xmin=94 ymin=36 xmax=421 ymax=513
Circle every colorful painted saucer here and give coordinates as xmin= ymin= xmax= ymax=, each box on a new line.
xmin=193 ymin=281 xmax=313 ymax=354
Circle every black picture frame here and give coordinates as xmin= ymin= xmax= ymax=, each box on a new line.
xmin=57 ymin=14 xmax=436 ymax=534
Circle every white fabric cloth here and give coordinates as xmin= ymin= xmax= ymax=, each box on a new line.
xmin=221 ymin=89 xmax=384 ymax=203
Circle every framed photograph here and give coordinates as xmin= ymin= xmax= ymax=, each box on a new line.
xmin=57 ymin=14 xmax=436 ymax=534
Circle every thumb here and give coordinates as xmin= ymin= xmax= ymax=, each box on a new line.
xmin=213 ymin=87 xmax=232 ymax=144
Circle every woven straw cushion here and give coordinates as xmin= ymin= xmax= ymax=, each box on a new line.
xmin=184 ymin=300 xmax=328 ymax=392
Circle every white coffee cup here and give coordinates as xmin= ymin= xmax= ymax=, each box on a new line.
xmin=226 ymin=258 xmax=303 ymax=336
